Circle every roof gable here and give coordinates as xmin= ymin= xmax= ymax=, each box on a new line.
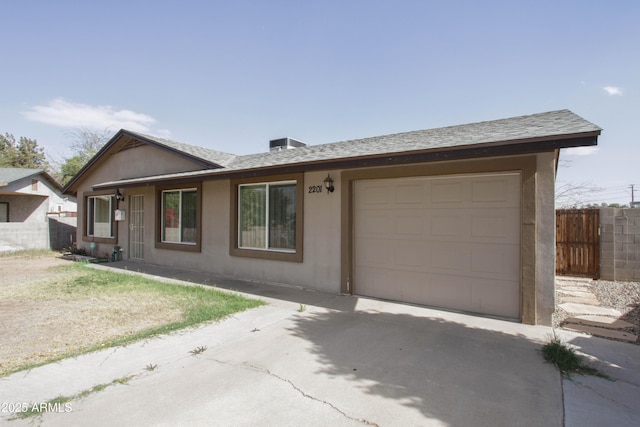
xmin=63 ymin=130 xmax=236 ymax=194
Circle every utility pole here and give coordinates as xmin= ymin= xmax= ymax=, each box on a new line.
xmin=631 ymin=184 xmax=636 ymax=205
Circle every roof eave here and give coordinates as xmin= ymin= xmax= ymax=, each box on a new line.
xmin=92 ymin=132 xmax=598 ymax=190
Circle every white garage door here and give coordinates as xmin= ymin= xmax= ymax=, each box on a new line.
xmin=354 ymin=173 xmax=521 ymax=319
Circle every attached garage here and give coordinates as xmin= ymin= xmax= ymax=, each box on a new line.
xmin=354 ymin=173 xmax=521 ymax=319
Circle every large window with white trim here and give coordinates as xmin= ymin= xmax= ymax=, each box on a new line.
xmin=87 ymin=195 xmax=115 ymax=238
xmin=162 ymin=188 xmax=197 ymax=244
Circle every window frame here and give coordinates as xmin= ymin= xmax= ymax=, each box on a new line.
xmin=155 ymin=182 xmax=202 ymax=252
xmin=82 ymin=191 xmax=117 ymax=243
xmin=0 ymin=202 xmax=8 ymax=222
xmin=230 ymin=173 xmax=303 ymax=262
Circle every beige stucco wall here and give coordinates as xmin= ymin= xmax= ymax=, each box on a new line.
xmin=75 ymin=144 xmax=213 ymax=257
xmin=114 ymin=171 xmax=342 ymax=293
xmin=535 ymin=152 xmax=557 ymax=325
xmin=5 ymin=175 xmax=76 ymax=213
xmin=75 ymin=147 xmax=557 ymax=325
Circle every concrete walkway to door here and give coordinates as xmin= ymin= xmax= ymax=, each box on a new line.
xmin=1 ymin=262 xmax=638 ymax=426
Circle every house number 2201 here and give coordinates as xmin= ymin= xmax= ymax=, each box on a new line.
xmin=308 ymin=185 xmax=323 ymax=193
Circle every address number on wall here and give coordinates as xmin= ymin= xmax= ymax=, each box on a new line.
xmin=308 ymin=185 xmax=323 ymax=193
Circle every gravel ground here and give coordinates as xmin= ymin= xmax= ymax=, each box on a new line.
xmin=554 ymin=277 xmax=640 ymax=342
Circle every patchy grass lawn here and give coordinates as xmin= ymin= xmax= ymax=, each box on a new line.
xmin=0 ymin=253 xmax=263 ymax=376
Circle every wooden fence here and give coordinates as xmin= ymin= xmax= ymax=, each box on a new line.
xmin=556 ymin=209 xmax=600 ymax=278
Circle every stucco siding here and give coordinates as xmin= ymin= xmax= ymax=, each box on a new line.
xmin=4 ymin=176 xmax=75 ymax=213
xmin=122 ymin=173 xmax=342 ymax=293
xmin=534 ymin=152 xmax=557 ymax=326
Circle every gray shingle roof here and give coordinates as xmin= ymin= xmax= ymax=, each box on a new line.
xmin=226 ymin=109 xmax=600 ymax=170
xmin=91 ymin=109 xmax=600 ymax=189
xmin=127 ymin=131 xmax=237 ymax=168
xmin=0 ymin=168 xmax=45 ymax=185
xmin=0 ymin=168 xmax=63 ymax=191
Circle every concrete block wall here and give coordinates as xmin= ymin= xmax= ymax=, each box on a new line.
xmin=0 ymin=222 xmax=50 ymax=252
xmin=600 ymin=208 xmax=640 ymax=281
xmin=49 ymin=217 xmax=77 ymax=250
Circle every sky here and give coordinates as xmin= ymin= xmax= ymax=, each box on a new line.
xmin=1 ymin=0 xmax=638 ymax=205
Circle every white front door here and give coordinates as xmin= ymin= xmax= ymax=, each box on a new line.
xmin=129 ymin=194 xmax=144 ymax=260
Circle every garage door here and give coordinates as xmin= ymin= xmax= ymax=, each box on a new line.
xmin=354 ymin=173 xmax=521 ymax=319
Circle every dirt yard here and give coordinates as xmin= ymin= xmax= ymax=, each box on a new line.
xmin=0 ymin=253 xmax=183 ymax=376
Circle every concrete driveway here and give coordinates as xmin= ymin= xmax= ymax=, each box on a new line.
xmin=1 ymin=264 xmax=637 ymax=426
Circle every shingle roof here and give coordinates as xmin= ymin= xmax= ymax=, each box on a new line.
xmin=90 ymin=109 xmax=600 ymax=189
xmin=0 ymin=168 xmax=45 ymax=185
xmin=126 ymin=131 xmax=237 ymax=168
xmin=226 ymin=109 xmax=600 ymax=170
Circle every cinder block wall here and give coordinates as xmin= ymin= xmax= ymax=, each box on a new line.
xmin=600 ymin=208 xmax=640 ymax=281
xmin=49 ymin=217 xmax=77 ymax=250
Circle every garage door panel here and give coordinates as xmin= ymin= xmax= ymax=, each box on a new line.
xmin=396 ymin=270 xmax=429 ymax=302
xmin=394 ymin=240 xmax=427 ymax=268
xmin=395 ymin=214 xmax=425 ymax=235
xmin=430 ymin=214 xmax=469 ymax=237
xmin=356 ymin=213 xmax=395 ymax=238
xmin=430 ymin=181 xmax=464 ymax=203
xmin=472 ymin=177 xmax=520 ymax=206
xmin=355 ymin=238 xmax=390 ymax=267
xmin=470 ymin=278 xmax=520 ymax=319
xmin=360 ymin=185 xmax=389 ymax=205
xmin=355 ymin=173 xmax=521 ymax=319
xmin=428 ymin=274 xmax=472 ymax=311
xmin=470 ymin=243 xmax=519 ymax=277
xmin=430 ymin=242 xmax=471 ymax=272
xmin=356 ymin=267 xmax=397 ymax=301
xmin=395 ymin=183 xmax=426 ymax=204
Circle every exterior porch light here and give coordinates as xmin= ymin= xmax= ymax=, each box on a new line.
xmin=115 ymin=189 xmax=124 ymax=201
xmin=323 ymin=174 xmax=335 ymax=193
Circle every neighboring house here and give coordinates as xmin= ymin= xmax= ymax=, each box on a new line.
xmin=63 ymin=109 xmax=601 ymax=325
xmin=0 ymin=168 xmax=77 ymax=251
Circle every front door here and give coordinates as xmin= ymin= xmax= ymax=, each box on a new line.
xmin=129 ymin=194 xmax=144 ymax=260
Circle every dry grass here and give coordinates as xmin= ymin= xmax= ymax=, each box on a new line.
xmin=0 ymin=252 xmax=262 ymax=376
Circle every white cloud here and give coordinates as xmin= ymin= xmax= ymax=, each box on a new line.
xmin=602 ymin=86 xmax=623 ymax=96
xmin=22 ymin=98 xmax=158 ymax=133
xmin=564 ymin=146 xmax=600 ymax=156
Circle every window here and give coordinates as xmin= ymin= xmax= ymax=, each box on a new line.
xmin=155 ymin=183 xmax=201 ymax=252
xmin=231 ymin=173 xmax=303 ymax=262
xmin=31 ymin=179 xmax=38 ymax=191
xmin=87 ymin=195 xmax=115 ymax=238
xmin=162 ymin=189 xmax=197 ymax=244
xmin=0 ymin=202 xmax=8 ymax=222
xmin=239 ymin=181 xmax=297 ymax=251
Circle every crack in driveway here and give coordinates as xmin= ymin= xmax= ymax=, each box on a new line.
xmin=211 ymin=358 xmax=379 ymax=426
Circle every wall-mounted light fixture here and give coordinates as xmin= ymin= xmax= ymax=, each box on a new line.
xmin=115 ymin=189 xmax=124 ymax=202
xmin=323 ymin=174 xmax=335 ymax=193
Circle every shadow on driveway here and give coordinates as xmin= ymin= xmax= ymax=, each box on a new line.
xmin=94 ymin=261 xmax=563 ymax=425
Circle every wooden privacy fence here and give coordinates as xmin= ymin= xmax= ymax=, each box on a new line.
xmin=556 ymin=209 xmax=600 ymax=278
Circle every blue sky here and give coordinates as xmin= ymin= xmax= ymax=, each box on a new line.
xmin=1 ymin=1 xmax=638 ymax=205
